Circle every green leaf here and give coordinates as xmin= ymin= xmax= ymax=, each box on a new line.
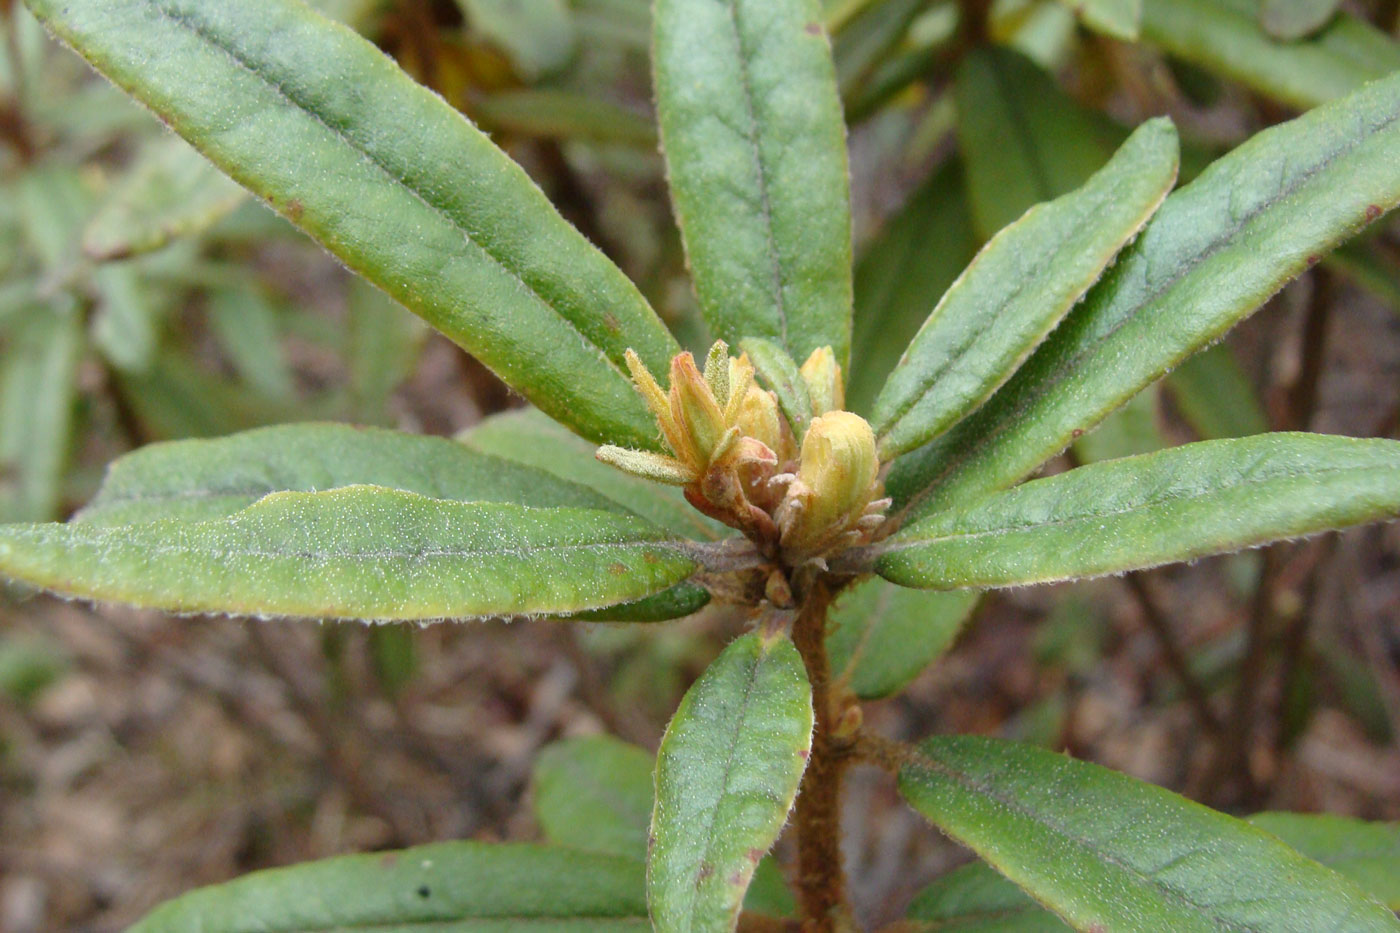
xmin=847 ymin=159 xmax=978 ymax=417
xmin=0 ymin=487 xmax=697 ymax=620
xmin=26 ymin=0 xmax=679 ymax=449
xmin=877 ymin=434 xmax=1400 ymax=591
xmin=890 ymin=70 xmax=1400 ymax=523
xmin=739 ymin=337 xmax=813 ymax=441
xmin=1166 ymin=343 xmax=1269 ymax=441
xmin=871 ymin=117 xmax=1178 ymax=458
xmin=1141 ymin=0 xmax=1400 ymax=111
xmin=90 ymin=262 xmax=160 ymax=373
xmin=898 ymin=735 xmax=1400 ymax=933
xmin=75 ymin=422 xmax=629 ymax=527
xmin=831 ymin=0 xmax=924 ymax=97
xmin=535 ymin=735 xmax=656 ymax=861
xmin=1259 ymin=0 xmax=1340 ymax=41
xmin=0 ymin=304 xmax=83 ymax=523
xmin=456 ymin=0 xmax=576 ymax=80
xmin=1248 ymin=813 xmax=1400 ymax=910
xmin=1071 ymin=385 xmax=1165 ymax=464
xmin=654 ymin=0 xmax=853 ymax=368
xmin=367 ymin=623 xmax=416 ymax=697
xmin=1325 ymin=240 xmax=1400 ymax=316
xmin=345 ymin=277 xmax=425 ymax=424
xmin=207 ymin=287 xmax=297 ymax=401
xmin=128 ymin=841 xmax=650 ymax=931
xmin=650 ymin=631 xmax=813 ymax=933
xmin=474 ymin=90 xmax=657 ymax=147
xmin=907 ymin=860 xmax=1069 ymax=932
xmin=81 ymin=136 xmax=245 ymax=261
xmin=954 ymin=47 xmax=1128 ymax=241
xmin=460 ymin=408 xmax=727 ymax=541
xmin=826 ymin=576 xmax=977 ymax=699
xmin=532 ymin=735 xmax=797 ymax=916
xmin=1057 ymin=0 xmax=1141 ymax=41
xmin=115 ymin=350 xmax=303 ymax=440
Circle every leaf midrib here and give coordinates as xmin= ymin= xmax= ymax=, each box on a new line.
xmin=886 ymin=459 xmax=1391 ymax=552
xmin=717 ymin=0 xmax=789 ymax=349
xmin=904 ymin=750 xmax=1268 ymax=932
xmin=147 ymin=0 xmax=630 ymax=383
xmin=899 ymin=103 xmax=1400 ymax=519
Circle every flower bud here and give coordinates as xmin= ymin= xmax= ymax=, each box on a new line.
xmin=734 ymin=386 xmax=784 ymax=457
xmin=778 ymin=411 xmax=880 ymax=556
xmin=668 ymin=352 xmax=728 ymax=464
xmin=800 ymin=347 xmax=844 ymax=416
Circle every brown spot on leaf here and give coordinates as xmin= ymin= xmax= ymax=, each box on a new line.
xmin=804 ymin=21 xmax=821 ymax=34
xmin=697 ymin=862 xmax=715 ymax=881
xmin=286 ymin=198 xmax=304 ymax=221
xmin=1306 ymin=254 xmax=1320 ymax=266
xmin=603 ymin=312 xmax=621 ymax=334
xmin=1366 ymin=204 xmax=1383 ymax=221
xmin=728 ymin=871 xmax=744 ymax=885
xmin=1071 ymin=428 xmax=1085 ymax=439
xmin=608 ymin=562 xmax=628 ymax=575
xmin=798 ymin=748 xmax=809 ymax=760
xmin=747 ymin=848 xmax=764 ymax=863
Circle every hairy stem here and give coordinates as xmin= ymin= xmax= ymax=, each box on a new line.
xmin=790 ymin=581 xmax=853 ymax=931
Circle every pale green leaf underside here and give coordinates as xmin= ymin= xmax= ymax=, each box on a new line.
xmin=879 ymin=434 xmax=1400 ymax=591
xmin=654 ymin=0 xmax=853 ymax=368
xmin=1248 ymin=813 xmax=1400 ymax=910
xmin=871 ymin=117 xmax=1178 ymax=458
xmin=890 ymin=69 xmax=1400 ymax=523
xmin=899 ymin=736 xmax=1400 ymax=933
xmin=0 ymin=488 xmax=696 ymax=621
xmin=75 ymin=422 xmax=627 ymax=526
xmin=25 ymin=0 xmax=678 ymax=449
xmin=459 ymin=408 xmax=727 ymax=542
xmin=649 ymin=631 xmax=813 ymax=933
xmin=1141 ymin=0 xmax=1400 ymax=111
xmin=128 ymin=841 xmax=649 ymax=932
xmin=826 ymin=577 xmax=978 ymax=699
xmin=535 ymin=735 xmax=656 ymax=862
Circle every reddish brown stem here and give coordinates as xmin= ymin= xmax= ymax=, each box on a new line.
xmin=790 ymin=582 xmax=852 ymax=931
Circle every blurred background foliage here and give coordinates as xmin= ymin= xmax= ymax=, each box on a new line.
xmin=1 ymin=0 xmax=1399 ymax=929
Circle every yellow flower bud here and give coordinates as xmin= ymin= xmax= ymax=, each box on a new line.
xmin=668 ymin=352 xmax=728 ymax=465
xmin=779 ymin=411 xmax=880 ymax=556
xmin=800 ymin=347 xmax=844 ymax=416
xmin=734 ymin=386 xmax=784 ymax=457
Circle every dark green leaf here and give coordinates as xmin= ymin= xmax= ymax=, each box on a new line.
xmin=907 ymin=860 xmax=1069 ymax=932
xmin=1166 ymin=343 xmax=1269 ymax=441
xmin=826 ymin=576 xmax=977 ymax=699
xmin=650 ymin=631 xmax=812 ymax=933
xmin=899 ymin=736 xmax=1400 ymax=932
xmin=1072 ymin=385 xmax=1165 ymax=464
xmin=26 ymin=0 xmax=678 ymax=448
xmin=878 ymin=434 xmax=1400 ymax=590
xmin=474 ymin=90 xmax=657 ymax=147
xmin=847 ymin=159 xmax=978 ymax=417
xmin=654 ymin=0 xmax=853 ymax=367
xmin=890 ymin=70 xmax=1400 ymax=523
xmin=872 ymin=116 xmax=1177 ymax=458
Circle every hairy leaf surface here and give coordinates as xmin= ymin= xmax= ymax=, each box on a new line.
xmin=128 ymin=841 xmax=650 ymax=931
xmin=75 ymin=422 xmax=626 ymax=526
xmin=872 ymin=117 xmax=1178 ymax=458
xmin=878 ymin=434 xmax=1400 ymax=590
xmin=899 ymin=736 xmax=1400 ymax=932
xmin=654 ymin=0 xmax=853 ymax=367
xmin=25 ymin=0 xmax=678 ymax=448
xmin=0 ymin=489 xmax=697 ymax=621
xmin=1248 ymin=813 xmax=1400 ymax=910
xmin=890 ymin=71 xmax=1400 ymax=522
xmin=649 ymin=631 xmax=812 ymax=933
